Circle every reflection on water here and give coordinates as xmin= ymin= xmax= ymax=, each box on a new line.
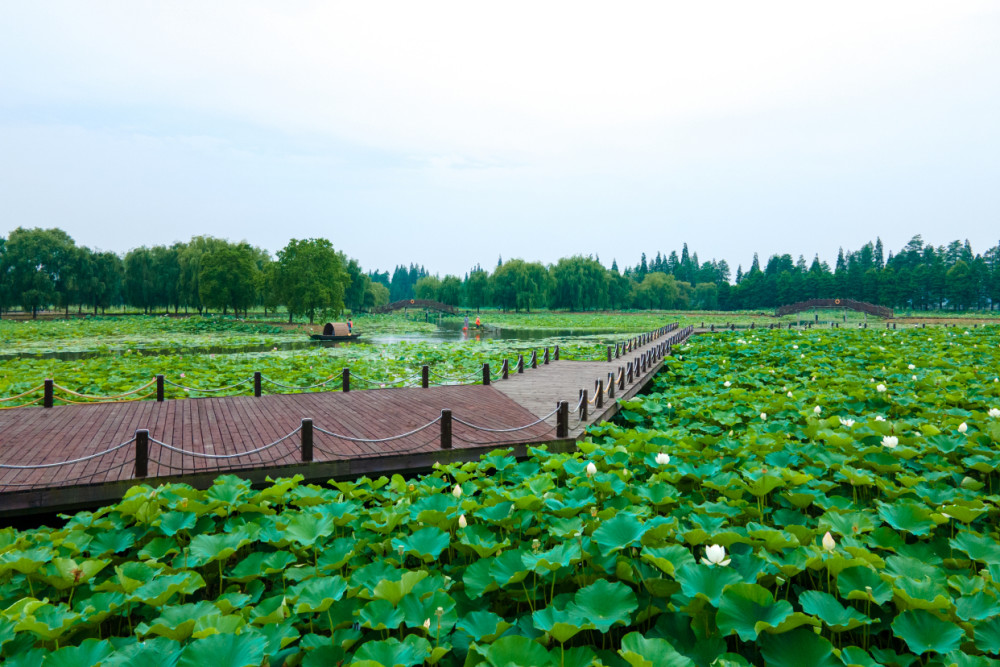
xmin=363 ymin=320 xmax=622 ymax=345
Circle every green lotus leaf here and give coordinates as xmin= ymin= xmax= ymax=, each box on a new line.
xmin=455 ymin=610 xmax=513 ymax=643
xmin=176 ymin=629 xmax=268 ymax=667
xmin=955 ymin=592 xmax=1000 ymax=622
xmin=458 ymin=524 xmax=510 ymax=558
xmin=757 ymin=628 xmax=838 ymax=667
xmin=138 ymin=537 xmax=182 ymax=561
xmin=282 ymin=512 xmax=335 ymax=548
xmin=228 ymin=551 xmax=297 ymax=582
xmin=190 ymin=613 xmax=247 ymax=639
xmin=641 ymin=544 xmax=696 ymax=577
xmin=818 ymin=510 xmax=877 ymax=537
xmin=477 ymin=635 xmax=555 ymax=667
xmin=716 ymin=582 xmax=794 ymax=641
xmin=157 ymin=511 xmax=198 ymax=536
xmin=877 ymin=501 xmax=936 ymax=537
xmin=893 ymin=577 xmax=952 ymax=611
xmin=316 ymin=537 xmax=357 ymax=570
xmin=42 ymin=557 xmax=110 ymax=590
xmin=675 ymin=563 xmax=742 ymax=607
xmin=131 ymin=571 xmax=206 ymax=606
xmin=73 ymin=591 xmax=127 ymax=625
xmin=203 ymin=476 xmax=252 ymax=508
xmin=837 ymin=566 xmax=893 ymax=605
xmin=798 ymin=590 xmax=871 ymax=631
xmin=950 ymin=531 xmax=1000 ymax=565
xmin=399 ymin=590 xmax=458 ymax=632
xmin=522 ymin=541 xmax=582 ymax=573
xmin=463 ymin=558 xmax=499 ymax=599
xmin=186 ymin=531 xmax=250 ymax=567
xmin=490 ymin=549 xmax=531 ymax=588
xmin=136 ymin=601 xmax=219 ymax=641
xmin=708 ymin=654 xmax=752 ymax=667
xmin=891 ymin=609 xmax=965 ymax=655
xmin=102 ymin=637 xmax=183 ymax=667
xmin=87 ymin=529 xmax=138 ymax=556
xmin=532 ymin=605 xmax=595 ymax=644
xmin=352 ymin=635 xmax=431 ymax=667
xmin=939 ymin=502 xmax=988 ymax=524
xmin=14 ymin=603 xmax=81 ymax=641
xmin=565 ymin=579 xmax=637 ymax=633
xmin=0 ymin=548 xmax=53 ymax=575
xmin=359 ymin=599 xmax=405 ymax=631
xmin=592 ymin=512 xmax=648 ymax=557
xmin=839 ymin=646 xmax=882 ymax=667
xmin=973 ymin=616 xmax=1000 ymax=653
xmin=617 ymin=632 xmax=693 ymax=667
xmin=290 ymin=576 xmax=348 ymax=614
xmin=937 ymin=649 xmax=1000 ymax=667
xmin=372 ymin=570 xmax=428 ymax=606
xmin=246 ymin=594 xmax=289 ymax=626
xmin=40 ymin=637 xmax=114 ymax=667
xmin=392 ymin=527 xmax=450 ymax=562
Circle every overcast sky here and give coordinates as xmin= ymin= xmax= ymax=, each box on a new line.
xmin=1 ymin=2 xmax=998 ymax=278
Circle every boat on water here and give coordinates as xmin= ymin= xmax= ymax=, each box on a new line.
xmin=310 ymin=322 xmax=362 ymax=342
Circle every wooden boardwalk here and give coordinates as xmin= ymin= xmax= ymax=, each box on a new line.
xmin=0 ymin=325 xmax=692 ymax=517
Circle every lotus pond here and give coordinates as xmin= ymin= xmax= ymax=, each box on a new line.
xmin=2 ymin=327 xmax=1000 ymax=665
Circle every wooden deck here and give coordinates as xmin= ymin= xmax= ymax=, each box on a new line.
xmin=0 ymin=325 xmax=691 ymax=517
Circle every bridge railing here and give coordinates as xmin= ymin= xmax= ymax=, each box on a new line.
xmin=372 ymin=299 xmax=460 ymax=315
xmin=776 ymin=299 xmax=893 ymax=319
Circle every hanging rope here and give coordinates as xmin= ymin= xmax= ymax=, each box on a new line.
xmin=0 ymin=437 xmax=136 ymax=469
xmin=314 ymin=416 xmax=442 ymax=443
xmin=452 ymin=406 xmax=559 ymax=433
xmin=149 ymin=427 xmax=301 ymax=459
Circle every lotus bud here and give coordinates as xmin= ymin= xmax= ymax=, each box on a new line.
xmin=822 ymin=531 xmax=836 ymax=552
xmin=865 ymin=585 xmax=874 ymax=600
xmin=813 ymin=406 xmax=822 ymax=415
xmin=586 ymin=462 xmax=597 ymax=478
xmin=590 ymin=506 xmax=598 ymax=518
xmin=458 ymin=514 xmax=467 ymax=529
xmin=452 ymin=484 xmax=462 ymax=499
xmin=423 ymin=618 xmax=431 ymax=630
xmin=655 ymin=452 xmax=671 ymax=465
xmin=787 ymin=391 xmax=793 ymax=398
xmin=760 ymin=412 xmax=767 ymax=421
xmin=958 ymin=422 xmax=968 ymax=434
xmin=532 ymin=539 xmax=541 ymax=553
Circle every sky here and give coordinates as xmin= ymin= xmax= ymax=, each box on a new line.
xmin=1 ymin=1 xmax=998 ymax=279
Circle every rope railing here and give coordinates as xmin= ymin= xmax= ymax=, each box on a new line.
xmin=163 ymin=376 xmax=254 ymax=393
xmin=260 ymin=375 xmax=342 ymax=391
xmin=52 ymin=379 xmax=156 ymax=400
xmin=0 ymin=460 xmax=134 ymax=489
xmin=452 ymin=406 xmax=559 ymax=433
xmin=0 ymin=384 xmax=45 ymax=403
xmin=149 ymin=428 xmax=301 ymax=460
xmin=314 ymin=416 xmax=442 ymax=444
xmin=0 ymin=437 xmax=136 ymax=470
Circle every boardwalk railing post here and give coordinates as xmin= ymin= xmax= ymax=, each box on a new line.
xmin=156 ymin=374 xmax=165 ymax=402
xmin=254 ymin=372 xmax=262 ymax=397
xmin=441 ymin=409 xmax=452 ymax=449
xmin=135 ymin=429 xmax=149 ymax=478
xmin=557 ymin=401 xmax=568 ymax=438
xmin=608 ymin=372 xmax=615 ymax=399
xmin=618 ymin=367 xmax=625 ymax=391
xmin=597 ymin=380 xmax=604 ymax=409
xmin=342 ymin=368 xmax=350 ymax=392
xmin=482 ymin=363 xmax=490 ymax=386
xmin=502 ymin=358 xmax=509 ymax=380
xmin=517 ymin=355 xmax=524 ymax=373
xmin=544 ymin=347 xmax=550 ymax=365
xmin=580 ymin=390 xmax=588 ymax=421
xmin=615 ymin=343 xmax=620 ymax=359
xmin=44 ymin=379 xmax=53 ymax=408
xmin=627 ymin=362 xmax=633 ymax=384
xmin=301 ymin=418 xmax=313 ymax=462
xmin=554 ymin=345 xmax=560 ymax=361
xmin=531 ymin=350 xmax=537 ymax=369
xmin=607 ymin=346 xmax=612 ymax=362
xmin=422 ymin=365 xmax=429 ymax=388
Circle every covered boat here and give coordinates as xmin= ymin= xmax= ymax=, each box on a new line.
xmin=310 ymin=322 xmax=361 ymax=342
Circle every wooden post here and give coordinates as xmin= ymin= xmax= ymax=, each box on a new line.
xmin=440 ymin=409 xmax=452 ymax=449
xmin=557 ymin=401 xmax=569 ymax=438
xmin=502 ymin=358 xmax=509 ymax=380
xmin=301 ymin=418 xmax=313 ymax=462
xmin=44 ymin=379 xmax=53 ymax=408
xmin=342 ymin=368 xmax=350 ymax=392
xmin=596 ymin=380 xmax=604 ymax=408
xmin=135 ymin=429 xmax=149 ymax=478
xmin=517 ymin=355 xmax=524 ymax=373
xmin=615 ymin=343 xmax=620 ymax=358
xmin=607 ymin=346 xmax=612 ymax=362
xmin=156 ymin=375 xmax=165 ymax=402
xmin=608 ymin=373 xmax=615 ymax=399
xmin=531 ymin=350 xmax=538 ymax=369
xmin=580 ymin=390 xmax=588 ymax=421
xmin=482 ymin=363 xmax=490 ymax=386
xmin=422 ymin=365 xmax=429 ymax=388
xmin=554 ymin=345 xmax=560 ymax=361
xmin=618 ymin=367 xmax=625 ymax=391
xmin=627 ymin=362 xmax=633 ymax=384
xmin=544 ymin=347 xmax=550 ymax=365
xmin=254 ymin=371 xmax=262 ymax=397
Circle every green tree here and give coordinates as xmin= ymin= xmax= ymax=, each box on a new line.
xmin=0 ymin=227 xmax=77 ymax=317
xmin=438 ymin=275 xmax=462 ymax=306
xmin=274 ymin=238 xmax=348 ymax=323
xmin=465 ymin=269 xmax=490 ymax=312
xmin=198 ymin=243 xmax=261 ymax=315
xmin=414 ymin=275 xmax=442 ymax=300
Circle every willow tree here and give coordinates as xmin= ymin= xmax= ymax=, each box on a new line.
xmin=274 ymin=238 xmax=349 ymax=323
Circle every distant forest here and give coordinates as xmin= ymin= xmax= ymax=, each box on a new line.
xmin=1 ymin=227 xmax=998 ymax=318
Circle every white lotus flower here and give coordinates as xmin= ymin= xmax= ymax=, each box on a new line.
xmin=787 ymin=391 xmax=794 ymax=398
xmin=958 ymin=422 xmax=968 ymax=433
xmin=458 ymin=514 xmax=468 ymax=528
xmin=667 ymin=402 xmax=672 ymax=409
xmin=912 ymin=375 xmax=918 ymax=381
xmin=586 ymin=462 xmax=597 ymax=478
xmin=760 ymin=412 xmax=767 ymax=421
xmin=822 ymin=531 xmax=836 ymax=552
xmin=452 ymin=484 xmax=463 ymax=499
xmin=875 ymin=416 xmax=885 ymax=422
xmin=908 ymin=364 xmax=915 ymax=370
xmin=793 ymin=345 xmax=798 ymax=349
xmin=423 ymin=618 xmax=431 ymax=630
xmin=814 ymin=406 xmax=822 ymax=415
xmin=701 ymin=544 xmax=731 ymax=567
xmin=724 ymin=381 xmax=731 ymax=387
xmin=655 ymin=452 xmax=671 ymax=465
xmin=988 ymin=408 xmax=1000 ymax=418
xmin=876 ymin=384 xmax=887 ymax=392
xmin=882 ymin=435 xmax=898 ymax=448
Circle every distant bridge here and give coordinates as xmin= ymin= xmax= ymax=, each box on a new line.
xmin=373 ymin=299 xmax=460 ymax=315
xmin=776 ymin=299 xmax=893 ymax=319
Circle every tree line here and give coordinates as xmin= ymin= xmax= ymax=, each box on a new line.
xmin=1 ymin=228 xmax=998 ymax=318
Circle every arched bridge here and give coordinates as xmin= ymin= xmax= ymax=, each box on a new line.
xmin=776 ymin=299 xmax=893 ymax=319
xmin=373 ymin=299 xmax=460 ymax=315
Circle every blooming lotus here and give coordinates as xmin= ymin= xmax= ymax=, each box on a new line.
xmin=701 ymin=544 xmax=731 ymax=567
xmin=813 ymin=406 xmax=822 ymax=415
xmin=989 ymin=408 xmax=1000 ymax=418
xmin=423 ymin=618 xmax=431 ymax=630
xmin=822 ymin=531 xmax=836 ymax=552
xmin=908 ymin=364 xmax=915 ymax=370
xmin=787 ymin=391 xmax=793 ymax=398
xmin=882 ymin=435 xmax=898 ymax=448
xmin=958 ymin=422 xmax=968 ymax=434
xmin=912 ymin=375 xmax=917 ymax=381
xmin=793 ymin=345 xmax=798 ymax=349
xmin=723 ymin=381 xmax=731 ymax=388
xmin=452 ymin=484 xmax=463 ymax=499
xmin=876 ymin=384 xmax=887 ymax=392
xmin=655 ymin=452 xmax=671 ymax=465
xmin=841 ymin=418 xmax=855 ymax=427
xmin=586 ymin=462 xmax=597 ymax=478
